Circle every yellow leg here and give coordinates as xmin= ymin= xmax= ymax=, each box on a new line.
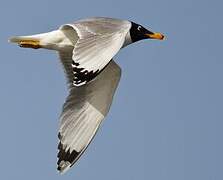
xmin=19 ymin=39 xmax=41 ymax=49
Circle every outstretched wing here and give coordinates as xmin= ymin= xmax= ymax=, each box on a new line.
xmin=57 ymin=57 xmax=121 ymax=173
xmin=60 ymin=17 xmax=130 ymax=86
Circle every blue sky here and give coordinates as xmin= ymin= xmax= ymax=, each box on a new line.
xmin=0 ymin=0 xmax=223 ymax=179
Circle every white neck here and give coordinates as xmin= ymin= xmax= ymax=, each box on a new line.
xmin=122 ymin=31 xmax=132 ymax=48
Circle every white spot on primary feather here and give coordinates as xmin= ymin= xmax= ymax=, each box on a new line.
xmin=58 ymin=161 xmax=71 ymax=174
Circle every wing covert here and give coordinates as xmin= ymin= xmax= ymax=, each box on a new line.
xmin=60 ymin=18 xmax=130 ymax=86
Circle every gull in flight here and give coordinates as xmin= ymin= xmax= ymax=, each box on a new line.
xmin=9 ymin=17 xmax=164 ymax=173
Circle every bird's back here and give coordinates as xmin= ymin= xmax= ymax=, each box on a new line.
xmin=73 ymin=17 xmax=131 ymax=34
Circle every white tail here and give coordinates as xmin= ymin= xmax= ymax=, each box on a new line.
xmin=9 ymin=36 xmax=37 ymax=43
xmin=9 ymin=30 xmax=73 ymax=50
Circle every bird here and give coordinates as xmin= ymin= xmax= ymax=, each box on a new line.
xmin=9 ymin=17 xmax=164 ymax=173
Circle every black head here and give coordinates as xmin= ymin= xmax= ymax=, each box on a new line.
xmin=130 ymin=22 xmax=164 ymax=43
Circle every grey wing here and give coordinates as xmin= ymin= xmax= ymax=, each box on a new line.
xmin=57 ymin=54 xmax=121 ymax=173
xmin=74 ymin=17 xmax=131 ymax=34
xmin=59 ymin=17 xmax=130 ymax=86
xmin=58 ymin=51 xmax=74 ymax=87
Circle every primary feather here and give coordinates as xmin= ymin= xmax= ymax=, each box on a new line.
xmin=57 ymin=60 xmax=121 ymax=173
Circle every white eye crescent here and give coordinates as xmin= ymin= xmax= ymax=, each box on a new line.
xmin=137 ymin=26 xmax=142 ymax=31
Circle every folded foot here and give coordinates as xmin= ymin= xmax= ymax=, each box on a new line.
xmin=19 ymin=39 xmax=41 ymax=49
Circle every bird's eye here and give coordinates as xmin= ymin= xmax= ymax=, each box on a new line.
xmin=137 ymin=26 xmax=142 ymax=31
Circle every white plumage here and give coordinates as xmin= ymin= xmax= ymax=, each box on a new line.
xmin=9 ymin=17 xmax=164 ymax=174
xmin=58 ymin=59 xmax=121 ymax=172
xmin=10 ymin=17 xmax=131 ymax=86
xmin=10 ymin=17 xmax=128 ymax=173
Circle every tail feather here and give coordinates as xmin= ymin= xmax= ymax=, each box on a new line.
xmin=8 ymin=35 xmax=42 ymax=49
xmin=9 ymin=36 xmax=34 ymax=43
xmin=9 ymin=32 xmax=49 ymax=44
xmin=8 ymin=30 xmax=66 ymax=50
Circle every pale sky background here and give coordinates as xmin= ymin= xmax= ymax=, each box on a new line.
xmin=0 ymin=0 xmax=223 ymax=179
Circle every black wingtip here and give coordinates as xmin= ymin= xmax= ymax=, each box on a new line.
xmin=72 ymin=66 xmax=100 ymax=86
xmin=57 ymin=148 xmax=79 ymax=165
xmin=57 ymin=133 xmax=81 ymax=173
